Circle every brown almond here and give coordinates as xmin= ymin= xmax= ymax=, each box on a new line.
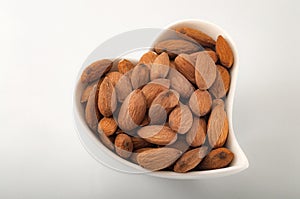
xmin=150 ymin=52 xmax=170 ymax=80
xmin=130 ymin=148 xmax=152 ymax=164
xmin=174 ymin=54 xmax=196 ymax=84
xmin=132 ymin=137 xmax=153 ymax=150
xmin=108 ymin=72 xmax=133 ymax=102
xmin=141 ymin=79 xmax=170 ymax=108
xmin=209 ymin=65 xmax=231 ymax=99
xmin=81 ymin=59 xmax=113 ymax=84
xmin=174 ymin=146 xmax=208 ymax=173
xmin=139 ymin=51 xmax=158 ymax=64
xmin=207 ymin=104 xmax=229 ymax=148
xmin=81 ymin=80 xmax=98 ymax=103
xmin=195 ymin=52 xmax=217 ymax=90
xmin=154 ymin=39 xmax=201 ymax=58
xmin=137 ymin=125 xmax=177 ymax=145
xmin=118 ymin=89 xmax=147 ymax=132
xmin=98 ymin=77 xmax=117 ymax=117
xmin=168 ymin=103 xmax=193 ymax=134
xmin=115 ymin=133 xmax=133 ymax=159
xmin=216 ymin=35 xmax=234 ymax=68
xmin=189 ymin=89 xmax=212 ymax=116
xmin=148 ymin=89 xmax=180 ymax=124
xmin=190 ymin=51 xmax=217 ymax=64
xmin=136 ymin=148 xmax=182 ymax=171
xmin=139 ymin=114 xmax=151 ymax=127
xmin=98 ymin=117 xmax=117 ymax=136
xmin=130 ymin=63 xmax=150 ymax=89
xmin=85 ymin=83 xmax=101 ymax=131
xmin=175 ymin=27 xmax=216 ymax=48
xmin=198 ymin=147 xmax=234 ymax=170
xmin=186 ymin=117 xmax=207 ymax=147
xmin=168 ymin=68 xmax=195 ymax=99
xmin=168 ymin=135 xmax=190 ymax=152
xmin=169 ymin=61 xmax=176 ymax=69
xmin=118 ymin=59 xmax=134 ymax=74
xmin=212 ymin=99 xmax=225 ymax=109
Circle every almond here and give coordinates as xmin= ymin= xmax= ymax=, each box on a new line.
xmin=207 ymin=103 xmax=229 ymax=148
xmin=154 ymin=39 xmax=201 ymax=58
xmin=141 ymin=79 xmax=170 ymax=108
xmin=168 ymin=103 xmax=193 ymax=134
xmin=98 ymin=117 xmax=117 ymax=136
xmin=186 ymin=117 xmax=207 ymax=147
xmin=98 ymin=77 xmax=117 ymax=117
xmin=205 ymin=50 xmax=218 ymax=63
xmin=150 ymin=52 xmax=170 ymax=80
xmin=118 ymin=59 xmax=134 ymax=74
xmin=189 ymin=89 xmax=212 ymax=116
xmin=174 ymin=27 xmax=216 ymax=48
xmin=81 ymin=80 xmax=98 ymax=103
xmin=131 ymin=137 xmax=153 ymax=150
xmin=173 ymin=146 xmax=208 ymax=173
xmin=115 ymin=133 xmax=133 ymax=159
xmin=216 ymin=35 xmax=234 ymax=68
xmin=130 ymin=148 xmax=152 ymax=164
xmin=137 ymin=125 xmax=177 ymax=145
xmin=85 ymin=83 xmax=101 ymax=131
xmin=212 ymin=98 xmax=225 ymax=109
xmin=168 ymin=135 xmax=190 ymax=152
xmin=130 ymin=63 xmax=150 ymax=89
xmin=209 ymin=65 xmax=231 ymax=99
xmin=139 ymin=114 xmax=151 ymax=127
xmin=136 ymin=148 xmax=182 ymax=171
xmin=174 ymin=54 xmax=196 ymax=84
xmin=81 ymin=59 xmax=113 ymax=84
xmin=139 ymin=51 xmax=158 ymax=64
xmin=118 ymin=89 xmax=147 ymax=132
xmin=148 ymin=89 xmax=179 ymax=124
xmin=168 ymin=68 xmax=194 ymax=99
xmin=98 ymin=131 xmax=114 ymax=151
xmin=198 ymin=147 xmax=234 ymax=170
xmin=195 ymin=52 xmax=217 ymax=90
xmin=107 ymin=72 xmax=133 ymax=102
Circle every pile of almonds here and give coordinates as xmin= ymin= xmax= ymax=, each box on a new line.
xmin=80 ymin=26 xmax=235 ymax=173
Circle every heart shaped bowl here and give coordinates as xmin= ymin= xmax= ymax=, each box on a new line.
xmin=73 ymin=19 xmax=249 ymax=179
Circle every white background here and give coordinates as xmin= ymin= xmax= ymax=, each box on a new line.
xmin=1 ymin=0 xmax=300 ymax=198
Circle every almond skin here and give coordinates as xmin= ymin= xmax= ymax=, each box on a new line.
xmin=189 ymin=89 xmax=212 ymax=116
xmin=98 ymin=130 xmax=114 ymax=151
xmin=168 ymin=104 xmax=193 ymax=134
xmin=98 ymin=117 xmax=117 ymax=136
xmin=168 ymin=68 xmax=195 ymax=99
xmin=130 ymin=63 xmax=150 ymax=89
xmin=175 ymin=27 xmax=216 ymax=48
xmin=98 ymin=77 xmax=117 ymax=117
xmin=85 ymin=83 xmax=101 ymax=131
xmin=118 ymin=89 xmax=147 ymax=132
xmin=81 ymin=59 xmax=113 ymax=84
xmin=107 ymin=72 xmax=133 ymax=102
xmin=168 ymin=135 xmax=190 ymax=152
xmin=81 ymin=80 xmax=98 ymax=103
xmin=186 ymin=117 xmax=207 ymax=147
xmin=150 ymin=52 xmax=170 ymax=80
xmin=209 ymin=65 xmax=231 ymax=99
xmin=154 ymin=39 xmax=201 ymax=58
xmin=130 ymin=148 xmax=152 ymax=164
xmin=198 ymin=147 xmax=234 ymax=170
xmin=115 ymin=133 xmax=133 ymax=159
xmin=207 ymin=103 xmax=229 ymax=148
xmin=195 ymin=52 xmax=217 ymax=90
xmin=118 ymin=59 xmax=134 ymax=74
xmin=131 ymin=137 xmax=153 ymax=150
xmin=136 ymin=148 xmax=182 ymax=171
xmin=174 ymin=54 xmax=196 ymax=84
xmin=137 ymin=125 xmax=177 ymax=145
xmin=216 ymin=35 xmax=234 ymax=68
xmin=148 ymin=89 xmax=179 ymax=124
xmin=173 ymin=146 xmax=208 ymax=173
xmin=139 ymin=51 xmax=158 ymax=64
xmin=141 ymin=79 xmax=170 ymax=108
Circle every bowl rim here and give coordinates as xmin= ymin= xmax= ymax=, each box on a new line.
xmin=73 ymin=18 xmax=249 ymax=179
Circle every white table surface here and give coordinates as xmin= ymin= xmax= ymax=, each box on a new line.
xmin=1 ymin=0 xmax=299 ymax=198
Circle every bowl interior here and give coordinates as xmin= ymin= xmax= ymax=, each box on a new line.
xmin=73 ymin=19 xmax=249 ymax=179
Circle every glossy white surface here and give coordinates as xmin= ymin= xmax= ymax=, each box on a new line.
xmin=74 ymin=20 xmax=249 ymax=179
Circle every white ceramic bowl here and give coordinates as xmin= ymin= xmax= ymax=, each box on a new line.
xmin=73 ymin=19 xmax=249 ymax=179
